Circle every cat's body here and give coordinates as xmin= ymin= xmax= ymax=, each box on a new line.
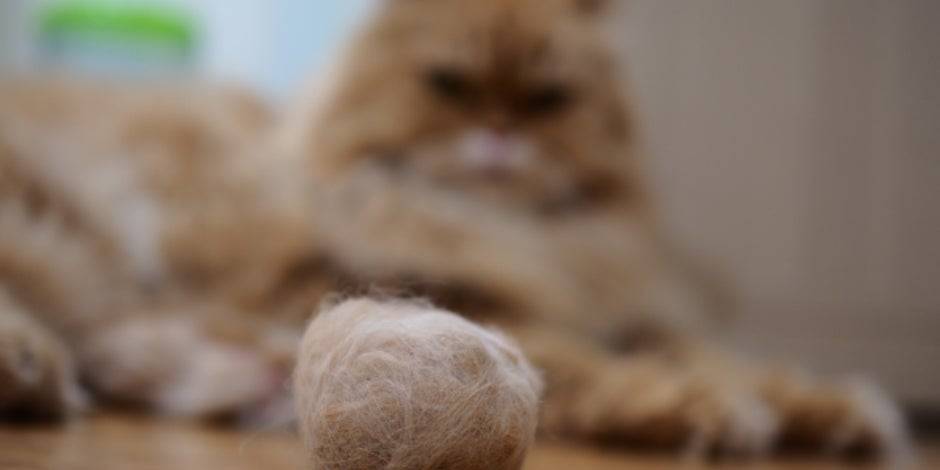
xmin=0 ymin=0 xmax=907 ymax=458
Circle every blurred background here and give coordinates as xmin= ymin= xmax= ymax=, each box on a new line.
xmin=1 ymin=0 xmax=937 ymax=410
xmin=0 ymin=0 xmax=374 ymax=97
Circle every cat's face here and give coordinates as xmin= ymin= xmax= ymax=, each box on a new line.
xmin=311 ymin=0 xmax=635 ymax=213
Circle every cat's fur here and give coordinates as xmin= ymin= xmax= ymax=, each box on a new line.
xmin=0 ymin=0 xmax=907 ymax=458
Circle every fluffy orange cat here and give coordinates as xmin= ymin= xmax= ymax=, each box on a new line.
xmin=0 ymin=0 xmax=907 ymax=459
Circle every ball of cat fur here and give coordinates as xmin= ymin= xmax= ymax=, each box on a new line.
xmin=294 ymin=298 xmax=542 ymax=470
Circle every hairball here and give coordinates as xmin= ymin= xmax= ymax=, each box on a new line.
xmin=294 ymin=298 xmax=543 ymax=470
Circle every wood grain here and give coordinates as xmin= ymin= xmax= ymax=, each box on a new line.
xmin=0 ymin=414 xmax=933 ymax=469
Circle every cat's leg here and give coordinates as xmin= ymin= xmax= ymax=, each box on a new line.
xmin=0 ymin=289 xmax=84 ymax=421
xmin=511 ymin=326 xmax=907 ymax=459
xmin=0 ymin=196 xmax=288 ymax=423
xmin=515 ymin=327 xmax=778 ymax=456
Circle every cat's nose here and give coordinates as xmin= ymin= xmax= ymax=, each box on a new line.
xmin=479 ymin=129 xmax=512 ymax=161
xmin=458 ymin=128 xmax=534 ymax=174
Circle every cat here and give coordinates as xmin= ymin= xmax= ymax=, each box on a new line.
xmin=0 ymin=0 xmax=907 ymax=458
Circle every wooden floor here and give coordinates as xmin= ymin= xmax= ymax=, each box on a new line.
xmin=0 ymin=414 xmax=932 ymax=470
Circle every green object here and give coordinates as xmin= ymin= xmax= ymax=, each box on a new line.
xmin=40 ymin=1 xmax=197 ymax=58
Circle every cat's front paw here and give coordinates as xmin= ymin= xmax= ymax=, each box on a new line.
xmin=561 ymin=364 xmax=780 ymax=458
xmin=0 ymin=308 xmax=84 ymax=420
xmin=765 ymin=375 xmax=910 ymax=459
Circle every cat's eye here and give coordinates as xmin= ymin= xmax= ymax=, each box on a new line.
xmin=523 ymin=85 xmax=574 ymax=116
xmin=425 ymin=67 xmax=474 ymax=103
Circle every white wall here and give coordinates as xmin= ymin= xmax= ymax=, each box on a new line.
xmin=626 ymin=0 xmax=940 ymax=403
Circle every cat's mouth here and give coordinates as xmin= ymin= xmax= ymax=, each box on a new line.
xmin=367 ymin=147 xmax=625 ymax=217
